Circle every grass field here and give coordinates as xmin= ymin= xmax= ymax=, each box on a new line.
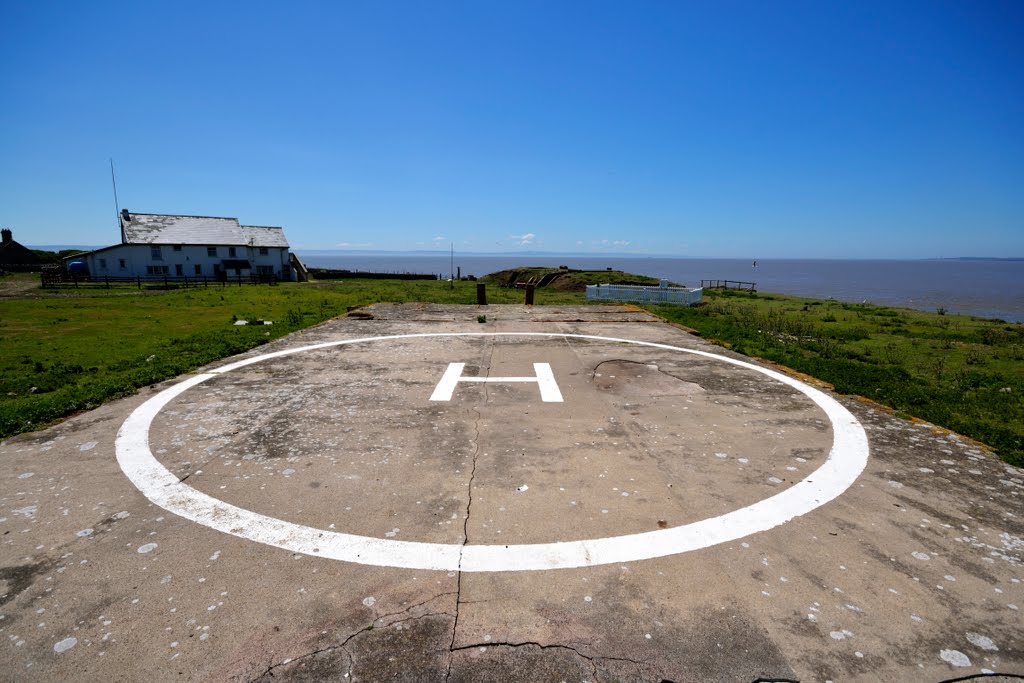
xmin=2 ymin=273 xmax=1022 ymax=466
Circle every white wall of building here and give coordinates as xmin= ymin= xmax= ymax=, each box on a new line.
xmin=77 ymin=244 xmax=294 ymax=281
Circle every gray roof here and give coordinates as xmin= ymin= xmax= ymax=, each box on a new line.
xmin=241 ymin=225 xmax=289 ymax=248
xmin=120 ymin=213 xmax=289 ymax=247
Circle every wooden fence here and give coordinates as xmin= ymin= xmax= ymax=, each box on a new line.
xmin=307 ymin=268 xmax=438 ymax=281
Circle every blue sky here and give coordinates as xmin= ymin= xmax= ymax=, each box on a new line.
xmin=2 ymin=1 xmax=1022 ymax=258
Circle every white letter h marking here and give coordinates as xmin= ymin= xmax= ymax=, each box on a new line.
xmin=429 ymin=363 xmax=564 ymax=402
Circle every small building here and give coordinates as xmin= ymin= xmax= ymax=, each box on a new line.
xmin=0 ymin=229 xmax=43 ymax=269
xmin=66 ymin=210 xmax=297 ymax=281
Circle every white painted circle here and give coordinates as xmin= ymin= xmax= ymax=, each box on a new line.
xmin=115 ymin=333 xmax=869 ymax=572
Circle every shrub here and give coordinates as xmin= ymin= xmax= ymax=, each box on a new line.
xmin=965 ymin=349 xmax=987 ymax=366
xmin=983 ymin=328 xmax=1009 ymax=346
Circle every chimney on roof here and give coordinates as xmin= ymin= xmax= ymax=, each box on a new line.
xmin=121 ymin=209 xmax=131 ymax=223
xmin=1 ymin=229 xmax=11 ymax=245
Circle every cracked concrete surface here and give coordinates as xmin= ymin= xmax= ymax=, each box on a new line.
xmin=251 ymin=592 xmax=458 ymax=682
xmin=0 ymin=304 xmax=1021 ymax=682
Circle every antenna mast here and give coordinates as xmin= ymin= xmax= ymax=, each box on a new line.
xmin=109 ymin=158 xmax=121 ymax=223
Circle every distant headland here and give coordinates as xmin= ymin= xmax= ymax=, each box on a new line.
xmin=934 ymin=256 xmax=1024 ymax=261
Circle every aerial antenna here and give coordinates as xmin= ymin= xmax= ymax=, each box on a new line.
xmin=109 ymin=158 xmax=121 ymax=224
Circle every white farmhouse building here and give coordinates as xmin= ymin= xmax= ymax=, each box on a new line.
xmin=66 ymin=209 xmax=299 ymax=281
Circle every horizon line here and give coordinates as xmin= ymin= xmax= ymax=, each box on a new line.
xmin=24 ymin=245 xmax=1023 ymax=262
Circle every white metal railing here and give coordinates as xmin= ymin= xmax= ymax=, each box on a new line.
xmin=585 ymin=282 xmax=703 ymax=306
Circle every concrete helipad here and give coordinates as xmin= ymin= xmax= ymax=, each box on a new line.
xmin=1 ymin=304 xmax=1022 ymax=682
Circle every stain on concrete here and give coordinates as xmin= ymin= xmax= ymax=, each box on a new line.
xmin=0 ymin=559 xmax=53 ymax=608
xmin=636 ymin=605 xmax=797 ymax=682
xmin=449 ymin=641 xmax=628 ymax=682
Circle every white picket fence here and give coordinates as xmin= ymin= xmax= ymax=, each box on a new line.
xmin=585 ymin=282 xmax=703 ymax=306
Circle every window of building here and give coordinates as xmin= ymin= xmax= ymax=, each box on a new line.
xmin=259 ymin=247 xmax=269 ymax=256
xmin=173 ymin=245 xmax=182 ymax=252
xmin=146 ymin=265 xmax=169 ymax=275
xmin=228 ymin=247 xmax=237 ymax=257
xmin=151 ymin=246 xmax=162 ymax=260
xmin=175 ymin=264 xmax=184 ymax=276
xmin=99 ymin=258 xmax=107 ymax=269
xmin=256 ymin=265 xmax=274 ymax=275
xmin=194 ymin=264 xmax=202 ymax=275
xmin=207 ymin=247 xmax=217 ymax=257
xmin=119 ymin=259 xmax=126 ymax=270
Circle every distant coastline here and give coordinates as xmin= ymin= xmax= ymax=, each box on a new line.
xmin=24 ymin=245 xmax=1024 ymax=262
xmin=298 ymin=250 xmax=1024 ymax=261
xmin=932 ymin=256 xmax=1024 ymax=262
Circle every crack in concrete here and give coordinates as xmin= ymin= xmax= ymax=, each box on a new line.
xmin=248 ymin=592 xmax=457 ymax=682
xmin=243 ymin=337 xmax=684 ymax=683
xmin=437 ymin=339 xmax=663 ymax=683
xmin=590 ymin=357 xmax=698 ymax=390
xmin=590 ymin=357 xmax=654 ymax=380
xmin=444 ymin=575 xmax=463 ymax=683
xmin=445 ymin=341 xmax=494 ymax=682
xmin=462 ymin=340 xmax=494 ymax=551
